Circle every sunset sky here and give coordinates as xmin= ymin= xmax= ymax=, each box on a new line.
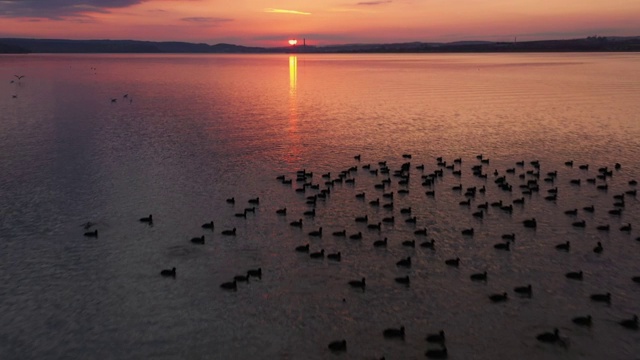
xmin=1 ymin=0 xmax=639 ymax=46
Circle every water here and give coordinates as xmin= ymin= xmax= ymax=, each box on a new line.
xmin=1 ymin=53 xmax=639 ymax=359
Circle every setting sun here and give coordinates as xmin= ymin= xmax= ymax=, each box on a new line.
xmin=288 ymin=39 xmax=298 ymax=46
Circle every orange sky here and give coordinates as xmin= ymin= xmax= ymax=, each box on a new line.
xmin=1 ymin=0 xmax=639 ymax=46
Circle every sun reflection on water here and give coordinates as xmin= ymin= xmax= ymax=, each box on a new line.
xmin=287 ymin=55 xmax=301 ymax=163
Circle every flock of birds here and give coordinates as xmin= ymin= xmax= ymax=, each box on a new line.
xmin=83 ymin=153 xmax=639 ymax=358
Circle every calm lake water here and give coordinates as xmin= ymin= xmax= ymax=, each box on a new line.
xmin=1 ymin=53 xmax=639 ymax=359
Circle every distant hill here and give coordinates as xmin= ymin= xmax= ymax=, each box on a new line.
xmin=0 ymin=42 xmax=30 ymax=54
xmin=0 ymin=38 xmax=268 ymax=54
xmin=1 ymin=36 xmax=639 ymax=54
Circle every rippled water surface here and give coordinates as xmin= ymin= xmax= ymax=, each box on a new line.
xmin=1 ymin=53 xmax=640 ymax=359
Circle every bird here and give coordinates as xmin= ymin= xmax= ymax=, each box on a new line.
xmin=373 ymin=238 xmax=388 ymax=247
xmin=309 ymin=226 xmax=322 ymax=237
xmin=290 ymin=219 xmax=303 ymax=227
xmin=494 ymin=242 xmax=510 ymax=251
xmin=420 ymin=239 xmax=435 ymax=249
xmin=502 ymin=233 xmax=515 ymax=240
xmin=310 ymin=249 xmax=325 ymax=259
xmin=572 ymin=315 xmax=592 ymax=327
xmin=383 ymin=326 xmax=405 ymax=339
xmin=405 ymin=216 xmax=417 ymax=223
xmin=295 ymin=244 xmax=310 ymax=253
xmin=190 ymin=235 xmax=205 ymax=244
xmin=348 ymin=277 xmax=366 ymax=290
xmin=536 ymin=328 xmax=560 ymax=343
xmin=160 ymin=267 xmax=176 ymax=277
xmin=395 ymin=276 xmax=410 ymax=285
xmin=590 ymin=292 xmax=611 ymax=303
xmin=489 ymin=292 xmax=508 ymax=302
xmin=349 ymin=232 xmax=362 ymax=240
xmin=276 ymin=208 xmax=287 ymax=215
xmin=425 ymin=347 xmax=448 ymax=359
xmin=426 ymin=330 xmax=445 ymax=344
xmin=396 ymin=257 xmax=411 ymax=268
xmin=220 ymin=280 xmax=237 ymax=290
xmin=514 ymin=284 xmax=532 ymax=296
xmin=523 ymin=218 xmax=537 ymax=228
xmin=201 ymin=221 xmax=214 ymax=229
xmin=414 ymin=227 xmax=427 ymax=235
xmin=593 ymin=242 xmax=603 ymax=253
xmin=327 ymin=252 xmax=341 ymax=261
xmin=461 ymin=228 xmax=474 ymax=236
xmin=332 ymin=229 xmax=346 ymax=237
xmin=234 ymin=274 xmax=249 ymax=282
xmin=221 ymin=228 xmax=236 ymax=235
xmin=14 ymin=75 xmax=25 ymax=80
xmin=328 ymin=340 xmax=347 ymax=352
xmin=247 ymin=268 xmax=262 ymax=278
xmin=84 ymin=229 xmax=98 ymax=237
xmin=139 ymin=214 xmax=153 ymax=223
xmin=470 ymin=271 xmax=487 ymax=281
xmin=355 ymin=215 xmax=368 ymax=223
xmin=248 ymin=197 xmax=259 ymax=204
xmin=445 ymin=258 xmax=460 ymax=267
xmin=226 ymin=197 xmax=235 ymax=204
xmin=399 ymin=238 xmax=414 ymax=247
xmin=555 ymin=241 xmax=570 ymax=251
xmin=565 ymin=271 xmax=583 ymax=280
xmin=619 ymin=315 xmax=638 ymax=330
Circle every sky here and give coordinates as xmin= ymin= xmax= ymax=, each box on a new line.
xmin=0 ymin=0 xmax=639 ymax=47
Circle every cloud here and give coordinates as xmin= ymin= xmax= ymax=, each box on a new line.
xmin=0 ymin=0 xmax=147 ymax=19
xmin=181 ymin=17 xmax=233 ymax=24
xmin=264 ymin=8 xmax=311 ymax=15
xmin=357 ymin=1 xmax=392 ymax=5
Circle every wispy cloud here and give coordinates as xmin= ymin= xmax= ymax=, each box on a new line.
xmin=0 ymin=0 xmax=147 ymax=19
xmin=357 ymin=1 xmax=392 ymax=5
xmin=264 ymin=8 xmax=311 ymax=15
xmin=181 ymin=17 xmax=233 ymax=25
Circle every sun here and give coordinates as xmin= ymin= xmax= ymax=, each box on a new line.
xmin=288 ymin=39 xmax=298 ymax=46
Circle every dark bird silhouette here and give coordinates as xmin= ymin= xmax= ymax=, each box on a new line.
xmin=593 ymin=242 xmax=603 ymax=253
xmin=572 ymin=315 xmax=592 ymax=327
xmin=310 ymin=249 xmax=325 ymax=259
xmin=247 ymin=268 xmax=262 ymax=278
xmin=295 ymin=244 xmax=310 ymax=253
xmin=139 ymin=214 xmax=153 ymax=224
xmin=590 ymin=292 xmax=611 ymax=304
xmin=348 ymin=277 xmax=366 ymax=290
xmin=425 ymin=347 xmax=448 ymax=359
xmin=221 ymin=228 xmax=236 ymax=236
xmin=373 ymin=237 xmax=388 ymax=247
xmin=201 ymin=221 xmax=214 ymax=229
xmin=328 ymin=340 xmax=347 ymax=352
xmin=445 ymin=257 xmax=460 ymax=267
xmin=536 ymin=328 xmax=560 ymax=343
xmin=160 ymin=267 xmax=176 ymax=277
xmin=426 ymin=330 xmax=445 ymax=344
xmin=470 ymin=271 xmax=487 ymax=281
xmin=383 ymin=326 xmax=405 ymax=339
xmin=396 ymin=256 xmax=411 ymax=268
xmin=84 ymin=229 xmax=98 ymax=237
xmin=191 ymin=235 xmax=204 ymax=244
xmin=565 ymin=271 xmax=583 ymax=280
xmin=220 ymin=280 xmax=237 ymax=290
xmin=514 ymin=284 xmax=532 ymax=296
xmin=619 ymin=315 xmax=638 ymax=330
xmin=489 ymin=292 xmax=508 ymax=302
